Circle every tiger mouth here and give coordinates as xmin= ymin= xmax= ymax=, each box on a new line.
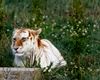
xmin=15 ymin=52 xmax=24 ymax=56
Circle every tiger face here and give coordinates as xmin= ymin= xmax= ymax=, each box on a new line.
xmin=11 ymin=28 xmax=42 ymax=56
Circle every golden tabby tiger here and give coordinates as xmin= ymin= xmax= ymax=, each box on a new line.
xmin=11 ymin=28 xmax=66 ymax=71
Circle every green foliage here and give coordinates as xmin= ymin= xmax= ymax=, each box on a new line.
xmin=0 ymin=33 xmax=13 ymax=66
xmin=0 ymin=0 xmax=100 ymax=80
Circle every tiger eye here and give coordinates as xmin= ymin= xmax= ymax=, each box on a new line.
xmin=13 ymin=38 xmax=16 ymax=41
xmin=22 ymin=37 xmax=27 ymax=42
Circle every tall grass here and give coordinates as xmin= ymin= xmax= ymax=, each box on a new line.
xmin=0 ymin=0 xmax=100 ymax=80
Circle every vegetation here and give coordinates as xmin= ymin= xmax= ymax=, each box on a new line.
xmin=0 ymin=0 xmax=100 ymax=80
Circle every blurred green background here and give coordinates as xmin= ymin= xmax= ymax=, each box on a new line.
xmin=0 ymin=0 xmax=100 ymax=80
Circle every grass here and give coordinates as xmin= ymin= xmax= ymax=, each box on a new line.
xmin=0 ymin=0 xmax=100 ymax=80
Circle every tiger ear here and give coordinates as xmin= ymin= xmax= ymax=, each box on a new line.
xmin=36 ymin=28 xmax=42 ymax=35
xmin=31 ymin=28 xmax=42 ymax=36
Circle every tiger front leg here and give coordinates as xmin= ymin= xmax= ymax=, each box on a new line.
xmin=14 ymin=56 xmax=25 ymax=67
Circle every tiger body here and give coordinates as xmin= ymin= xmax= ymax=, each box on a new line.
xmin=11 ymin=28 xmax=66 ymax=71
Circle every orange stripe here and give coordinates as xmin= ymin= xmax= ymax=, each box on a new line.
xmin=15 ymin=39 xmax=23 ymax=46
xmin=37 ymin=38 xmax=47 ymax=48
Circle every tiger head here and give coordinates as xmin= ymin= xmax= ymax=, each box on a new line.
xmin=11 ymin=28 xmax=42 ymax=56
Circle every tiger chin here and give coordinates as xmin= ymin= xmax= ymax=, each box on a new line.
xmin=11 ymin=28 xmax=67 ymax=72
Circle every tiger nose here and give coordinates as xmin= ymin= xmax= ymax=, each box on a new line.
xmin=14 ymin=47 xmax=18 ymax=51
